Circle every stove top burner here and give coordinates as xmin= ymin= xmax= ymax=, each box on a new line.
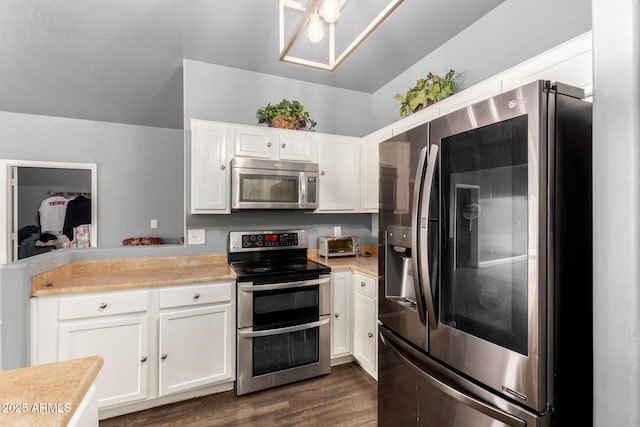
xmin=229 ymin=258 xmax=330 ymax=282
xmin=227 ymin=230 xmax=331 ymax=282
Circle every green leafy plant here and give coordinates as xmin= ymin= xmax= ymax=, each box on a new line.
xmin=394 ymin=69 xmax=459 ymax=117
xmin=256 ymin=99 xmax=317 ymax=131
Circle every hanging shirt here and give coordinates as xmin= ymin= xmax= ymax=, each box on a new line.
xmin=63 ymin=195 xmax=91 ymax=240
xmin=38 ymin=196 xmax=69 ymax=235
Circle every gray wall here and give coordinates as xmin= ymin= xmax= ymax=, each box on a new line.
xmin=592 ymin=0 xmax=640 ymax=424
xmin=183 ymin=59 xmax=372 ymax=137
xmin=371 ymin=0 xmax=592 ymax=130
xmin=0 ymin=111 xmax=185 ymax=247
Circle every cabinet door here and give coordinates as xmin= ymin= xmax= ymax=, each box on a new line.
xmin=158 ymin=303 xmax=234 ymax=396
xmin=278 ymin=131 xmax=318 ymax=162
xmin=331 ymin=271 xmax=352 ymax=358
xmin=234 ymin=126 xmax=276 ymax=159
xmin=361 ymin=127 xmax=391 ymax=213
xmin=353 ymin=292 xmax=377 ymax=379
xmin=317 ymin=134 xmax=361 ymax=212
xmin=58 ymin=316 xmax=150 ymax=408
xmin=190 ymin=119 xmax=232 ymax=213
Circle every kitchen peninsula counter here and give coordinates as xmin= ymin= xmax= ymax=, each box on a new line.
xmin=31 ymin=254 xmax=236 ymax=296
xmin=0 ymin=355 xmax=103 ymax=426
xmin=308 ymin=248 xmax=378 ymax=278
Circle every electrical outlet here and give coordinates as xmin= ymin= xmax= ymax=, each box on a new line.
xmin=333 ymin=226 xmax=341 ymax=236
xmin=188 ymin=229 xmax=205 ymax=245
xmin=150 ymin=219 xmax=158 ymax=229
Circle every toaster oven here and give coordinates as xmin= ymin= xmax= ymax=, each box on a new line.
xmin=317 ymin=236 xmax=360 ymax=258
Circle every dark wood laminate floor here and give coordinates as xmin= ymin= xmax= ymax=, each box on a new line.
xmin=100 ymin=363 xmax=377 ymax=427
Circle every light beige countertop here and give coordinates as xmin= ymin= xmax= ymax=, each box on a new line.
xmin=308 ymin=247 xmax=378 ymax=278
xmin=30 ymin=250 xmax=378 ymax=298
xmin=31 ymin=254 xmax=236 ymax=296
xmin=0 ymin=355 xmax=103 ymax=427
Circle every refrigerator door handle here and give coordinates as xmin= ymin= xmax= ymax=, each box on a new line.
xmin=420 ymin=144 xmax=438 ymax=330
xmin=411 ymin=146 xmax=429 ymax=325
xmin=379 ymin=327 xmax=526 ymax=427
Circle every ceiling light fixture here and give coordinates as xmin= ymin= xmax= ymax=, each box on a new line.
xmin=320 ymin=0 xmax=340 ymax=23
xmin=307 ymin=11 xmax=324 ymax=43
xmin=279 ymin=0 xmax=404 ymax=71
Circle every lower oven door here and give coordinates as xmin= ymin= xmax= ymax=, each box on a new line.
xmin=236 ymin=315 xmax=331 ymax=395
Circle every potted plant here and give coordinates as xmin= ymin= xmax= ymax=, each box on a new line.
xmin=394 ymin=69 xmax=459 ymax=117
xmin=256 ymin=99 xmax=317 ymax=131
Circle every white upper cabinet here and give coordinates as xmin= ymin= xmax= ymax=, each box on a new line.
xmin=501 ymin=32 xmax=593 ymax=96
xmin=190 ymin=119 xmax=233 ymax=214
xmin=234 ymin=126 xmax=277 ymax=159
xmin=317 ymin=134 xmax=361 ymax=212
xmin=278 ymin=131 xmax=318 ymax=162
xmin=361 ymin=127 xmax=392 ymax=212
xmin=234 ymin=126 xmax=318 ymax=162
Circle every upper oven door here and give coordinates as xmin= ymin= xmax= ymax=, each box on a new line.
xmin=231 ymin=162 xmax=318 ymax=210
xmin=237 ymin=274 xmax=331 ymax=329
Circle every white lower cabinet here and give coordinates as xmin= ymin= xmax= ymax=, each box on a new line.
xmin=329 ymin=269 xmax=378 ymax=380
xmin=31 ymin=281 xmax=235 ymax=415
xmin=158 ymin=303 xmax=233 ymax=396
xmin=330 ymin=271 xmax=352 ymax=359
xmin=58 ymin=315 xmax=151 ymax=407
xmin=352 ymin=272 xmax=377 ymax=379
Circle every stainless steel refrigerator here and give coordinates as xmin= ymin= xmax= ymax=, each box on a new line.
xmin=378 ymin=80 xmax=592 ymax=426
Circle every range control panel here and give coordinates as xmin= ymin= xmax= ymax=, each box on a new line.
xmin=229 ymin=230 xmax=308 ymax=252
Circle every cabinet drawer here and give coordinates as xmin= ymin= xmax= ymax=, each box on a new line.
xmin=58 ymin=290 xmax=149 ymax=320
xmin=354 ymin=273 xmax=376 ymax=298
xmin=159 ymin=281 xmax=233 ymax=309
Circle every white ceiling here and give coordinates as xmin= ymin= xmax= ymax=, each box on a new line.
xmin=0 ymin=0 xmax=504 ymax=129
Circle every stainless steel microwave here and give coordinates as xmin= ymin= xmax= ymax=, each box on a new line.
xmin=231 ymin=157 xmax=319 ymax=210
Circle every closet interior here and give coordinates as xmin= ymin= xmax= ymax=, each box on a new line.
xmin=17 ymin=167 xmax=93 ymax=260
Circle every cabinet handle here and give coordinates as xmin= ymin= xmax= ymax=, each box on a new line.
xmin=267 ymin=142 xmax=272 ymax=147
xmin=321 ymin=171 xmax=325 ymax=176
xmin=368 ymin=332 xmax=374 ymax=338
xmin=220 ymin=164 xmax=226 ymax=170
xmin=161 ymin=353 xmax=168 ymax=360
xmin=281 ymin=143 xmax=286 ymax=148
xmin=193 ymin=293 xmax=200 ymax=299
xmin=335 ymin=313 xmax=339 ymax=318
xmin=140 ymin=356 xmax=147 ymax=362
xmin=360 ymin=282 xmax=366 ymax=287
xmin=99 ymin=302 xmax=108 ymax=309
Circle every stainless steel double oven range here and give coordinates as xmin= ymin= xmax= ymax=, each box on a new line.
xmin=228 ymin=229 xmax=331 ymax=395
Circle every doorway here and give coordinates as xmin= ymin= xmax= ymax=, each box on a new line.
xmin=0 ymin=160 xmax=97 ymax=264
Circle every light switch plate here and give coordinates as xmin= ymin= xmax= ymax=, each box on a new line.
xmin=187 ymin=229 xmax=205 ymax=245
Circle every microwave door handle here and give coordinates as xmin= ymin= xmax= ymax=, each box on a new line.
xmin=420 ymin=144 xmax=439 ymax=330
xmin=300 ymin=172 xmax=306 ymax=208
xmin=411 ymin=147 xmax=428 ymax=325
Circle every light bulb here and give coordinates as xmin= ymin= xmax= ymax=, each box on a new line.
xmin=321 ymin=0 xmax=340 ymax=23
xmin=307 ymin=13 xmax=323 ymax=43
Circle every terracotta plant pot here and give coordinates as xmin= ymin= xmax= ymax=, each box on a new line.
xmin=412 ymin=100 xmax=435 ymax=113
xmin=270 ymin=116 xmax=298 ymax=129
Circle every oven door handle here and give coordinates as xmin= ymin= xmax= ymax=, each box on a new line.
xmin=238 ymin=276 xmax=330 ymax=292
xmin=238 ymin=316 xmax=331 ymax=338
